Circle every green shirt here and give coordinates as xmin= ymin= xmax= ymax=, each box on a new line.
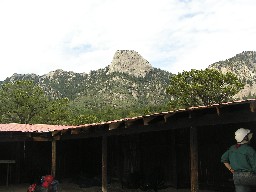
xmin=221 ymin=144 xmax=256 ymax=173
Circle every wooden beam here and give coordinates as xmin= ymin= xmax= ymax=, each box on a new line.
xmin=56 ymin=108 xmax=256 ymax=141
xmin=194 ymin=110 xmax=256 ymax=126
xmin=61 ymin=129 xmax=70 ymax=135
xmin=190 ymin=126 xmax=198 ymax=192
xmin=215 ymin=107 xmax=220 ymax=116
xmin=32 ymin=137 xmax=51 ymax=141
xmin=164 ymin=113 xmax=176 ymax=122
xmin=0 ymin=137 xmax=29 ymax=142
xmin=109 ymin=121 xmax=124 ymax=130
xmin=53 ymin=135 xmax=61 ymax=141
xmin=71 ymin=128 xmax=82 ymax=135
xmin=59 ymin=131 xmax=106 ymax=140
xmin=143 ymin=115 xmax=165 ymax=125
xmin=51 ymin=140 xmax=56 ymax=177
xmin=102 ymin=136 xmax=108 ymax=192
xmin=126 ymin=118 xmax=144 ymax=128
xmin=164 ymin=110 xmax=256 ymax=130
xmin=250 ymin=102 xmax=256 ymax=112
xmin=52 ymin=131 xmax=60 ymax=137
xmin=108 ymin=122 xmax=169 ymax=136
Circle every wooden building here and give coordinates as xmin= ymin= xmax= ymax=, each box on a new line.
xmin=1 ymin=99 xmax=256 ymax=192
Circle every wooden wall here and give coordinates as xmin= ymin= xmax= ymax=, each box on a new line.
xmin=0 ymin=141 xmax=51 ymax=185
xmin=54 ymin=129 xmax=190 ymax=190
xmin=1 ymin=121 xmax=256 ymax=190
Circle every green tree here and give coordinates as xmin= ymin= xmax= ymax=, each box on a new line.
xmin=0 ymin=80 xmax=70 ymax=124
xmin=32 ymin=97 xmax=71 ymax=125
xmin=68 ymin=114 xmax=99 ymax=125
xmin=166 ymin=69 xmax=245 ymax=109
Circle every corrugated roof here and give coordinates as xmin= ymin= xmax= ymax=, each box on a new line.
xmin=0 ymin=123 xmax=73 ymax=133
xmin=0 ymin=99 xmax=255 ymax=133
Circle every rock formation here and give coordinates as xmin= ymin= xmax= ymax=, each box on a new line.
xmin=107 ymin=50 xmax=152 ymax=77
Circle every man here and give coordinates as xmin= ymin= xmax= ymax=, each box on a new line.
xmin=221 ymin=128 xmax=256 ymax=192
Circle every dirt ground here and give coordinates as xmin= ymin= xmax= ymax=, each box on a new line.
xmin=0 ymin=182 xmax=217 ymax=192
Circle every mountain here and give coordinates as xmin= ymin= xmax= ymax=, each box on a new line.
xmin=107 ymin=50 xmax=152 ymax=77
xmin=208 ymin=51 xmax=256 ymax=99
xmin=2 ymin=50 xmax=172 ymax=120
xmin=2 ymin=50 xmax=256 ymax=121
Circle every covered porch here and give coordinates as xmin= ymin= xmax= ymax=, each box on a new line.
xmin=1 ymin=99 xmax=256 ymax=192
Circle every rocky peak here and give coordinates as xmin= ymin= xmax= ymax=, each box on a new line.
xmin=209 ymin=51 xmax=256 ymax=78
xmin=42 ymin=69 xmax=79 ymax=80
xmin=209 ymin=51 xmax=256 ymax=98
xmin=7 ymin=73 xmax=39 ymax=82
xmin=107 ymin=50 xmax=153 ymax=77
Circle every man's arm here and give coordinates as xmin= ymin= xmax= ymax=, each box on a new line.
xmin=223 ymin=162 xmax=234 ymax=174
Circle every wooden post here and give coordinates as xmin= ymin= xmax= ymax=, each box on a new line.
xmin=190 ymin=126 xmax=198 ymax=192
xmin=102 ymin=136 xmax=108 ymax=192
xmin=51 ymin=140 xmax=56 ymax=177
xmin=15 ymin=142 xmax=21 ymax=184
xmin=170 ymin=130 xmax=178 ymax=187
xmin=6 ymin=163 xmax=9 ymax=186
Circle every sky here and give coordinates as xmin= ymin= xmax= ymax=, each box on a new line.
xmin=0 ymin=0 xmax=256 ymax=80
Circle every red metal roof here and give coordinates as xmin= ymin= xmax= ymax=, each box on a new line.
xmin=0 ymin=123 xmax=73 ymax=133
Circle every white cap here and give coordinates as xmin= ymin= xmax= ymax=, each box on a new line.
xmin=235 ymin=128 xmax=252 ymax=143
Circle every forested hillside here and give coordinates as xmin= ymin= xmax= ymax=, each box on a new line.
xmin=1 ymin=50 xmax=256 ymax=123
xmin=1 ymin=50 xmax=172 ymax=121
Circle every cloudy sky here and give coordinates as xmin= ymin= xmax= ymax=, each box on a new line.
xmin=0 ymin=0 xmax=255 ymax=80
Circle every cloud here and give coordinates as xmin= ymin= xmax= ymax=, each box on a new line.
xmin=0 ymin=0 xmax=256 ymax=80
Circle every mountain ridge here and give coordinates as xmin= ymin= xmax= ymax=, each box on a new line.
xmin=208 ymin=51 xmax=256 ymax=98
xmin=1 ymin=50 xmax=256 ymax=121
xmin=1 ymin=51 xmax=172 ymax=120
